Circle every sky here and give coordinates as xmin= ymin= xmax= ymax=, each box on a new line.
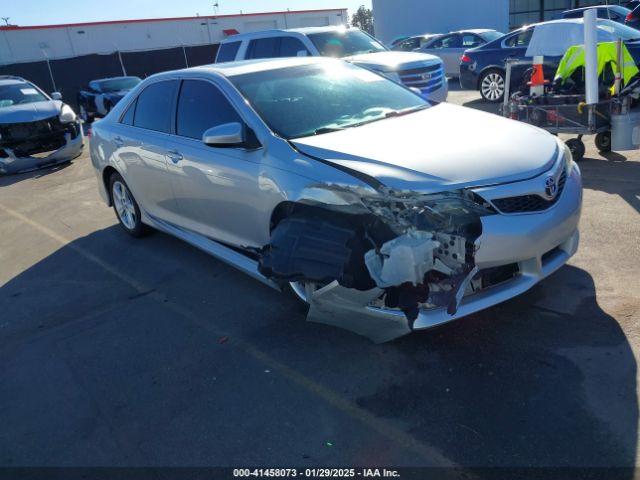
xmin=1 ymin=0 xmax=372 ymax=27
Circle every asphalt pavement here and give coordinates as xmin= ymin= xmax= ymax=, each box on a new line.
xmin=1 ymin=83 xmax=639 ymax=473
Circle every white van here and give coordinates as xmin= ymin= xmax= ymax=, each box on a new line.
xmin=216 ymin=26 xmax=448 ymax=102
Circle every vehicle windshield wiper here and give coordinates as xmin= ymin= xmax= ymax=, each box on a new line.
xmin=383 ymin=104 xmax=430 ymax=118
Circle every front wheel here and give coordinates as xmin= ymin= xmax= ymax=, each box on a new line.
xmin=479 ymin=69 xmax=506 ymax=103
xmin=109 ymin=172 xmax=150 ymax=237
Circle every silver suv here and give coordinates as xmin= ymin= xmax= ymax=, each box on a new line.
xmin=216 ymin=27 xmax=448 ymax=103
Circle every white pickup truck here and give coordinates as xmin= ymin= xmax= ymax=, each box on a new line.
xmin=215 ymin=26 xmax=448 ymax=103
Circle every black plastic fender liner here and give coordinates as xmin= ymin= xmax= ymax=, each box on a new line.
xmin=258 ymin=205 xmax=397 ymax=291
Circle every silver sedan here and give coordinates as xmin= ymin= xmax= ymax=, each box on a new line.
xmin=90 ymin=57 xmax=581 ymax=342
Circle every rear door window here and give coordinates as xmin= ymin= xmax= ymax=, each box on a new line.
xmin=247 ymin=37 xmax=281 ymax=59
xmin=133 ymin=80 xmax=178 ymax=133
xmin=217 ymin=41 xmax=241 ymax=62
xmin=431 ymin=34 xmax=462 ymax=49
xmin=176 ymin=79 xmax=243 ymax=140
xmin=462 ymin=34 xmax=483 ymax=48
xmin=279 ymin=37 xmax=310 ymax=57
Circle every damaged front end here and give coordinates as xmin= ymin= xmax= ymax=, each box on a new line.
xmin=0 ymin=115 xmax=84 ymax=175
xmin=258 ymin=185 xmax=495 ymax=342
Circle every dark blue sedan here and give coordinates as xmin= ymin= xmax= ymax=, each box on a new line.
xmin=460 ymin=18 xmax=640 ymax=102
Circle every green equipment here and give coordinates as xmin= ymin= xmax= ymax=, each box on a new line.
xmin=554 ymin=41 xmax=639 ymax=90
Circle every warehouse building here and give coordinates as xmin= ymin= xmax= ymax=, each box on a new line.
xmin=0 ymin=8 xmax=347 ymax=107
xmin=373 ymin=0 xmax=628 ymax=44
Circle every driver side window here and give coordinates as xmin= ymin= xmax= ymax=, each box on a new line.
xmin=176 ymin=80 xmax=243 ymax=140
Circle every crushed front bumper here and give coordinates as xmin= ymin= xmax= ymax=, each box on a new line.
xmin=306 ymin=161 xmax=582 ymax=341
xmin=0 ymin=122 xmax=84 ymax=175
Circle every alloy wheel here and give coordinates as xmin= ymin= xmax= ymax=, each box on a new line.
xmin=112 ymin=181 xmax=137 ymax=230
xmin=481 ymin=72 xmax=505 ymax=101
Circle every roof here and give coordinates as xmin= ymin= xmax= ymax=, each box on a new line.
xmin=167 ymin=56 xmax=335 ymax=78
xmin=563 ymin=5 xmax=627 ymax=13
xmin=0 ymin=76 xmax=27 ymax=86
xmin=0 ymin=79 xmax=28 ymax=86
xmin=0 ymin=8 xmax=347 ymax=31
xmin=222 ymin=25 xmax=351 ymax=42
xmin=91 ymin=76 xmax=140 ymax=83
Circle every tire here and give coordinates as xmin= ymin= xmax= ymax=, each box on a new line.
xmin=479 ymin=69 xmax=506 ymax=103
xmin=109 ymin=172 xmax=150 ymax=237
xmin=595 ymin=131 xmax=611 ymax=153
xmin=565 ymin=138 xmax=585 ymax=162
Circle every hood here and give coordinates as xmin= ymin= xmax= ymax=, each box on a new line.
xmin=345 ymin=51 xmax=442 ymax=72
xmin=0 ymin=100 xmax=62 ymax=124
xmin=292 ymin=103 xmax=558 ymax=193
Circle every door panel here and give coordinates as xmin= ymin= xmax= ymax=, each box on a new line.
xmin=166 ymin=138 xmax=264 ymax=247
xmin=111 ymin=80 xmax=181 ymax=224
xmin=112 ymin=127 xmax=182 ymax=224
xmin=166 ymin=79 xmax=265 ymax=248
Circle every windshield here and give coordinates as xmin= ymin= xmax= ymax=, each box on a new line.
xmin=598 ymin=19 xmax=640 ymax=40
xmin=0 ymin=82 xmax=48 ymax=109
xmin=97 ymin=77 xmax=141 ymax=93
xmin=230 ymin=62 xmax=428 ymax=139
xmin=479 ymin=31 xmax=505 ymax=42
xmin=307 ymin=29 xmax=387 ymax=58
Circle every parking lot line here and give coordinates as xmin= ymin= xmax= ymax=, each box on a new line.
xmin=0 ymin=201 xmax=457 ymax=468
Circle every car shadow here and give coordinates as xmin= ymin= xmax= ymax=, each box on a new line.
xmin=0 ymin=161 xmax=74 ymax=187
xmin=0 ymin=224 xmax=636 ymax=470
xmin=579 ymin=152 xmax=640 ymax=215
xmin=354 ymin=264 xmax=638 ymax=469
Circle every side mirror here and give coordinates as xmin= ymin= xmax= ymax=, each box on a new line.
xmin=202 ymin=122 xmax=245 ymax=147
xmin=51 ymin=91 xmax=62 ymax=100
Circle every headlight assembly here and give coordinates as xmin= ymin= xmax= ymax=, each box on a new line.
xmin=59 ymin=104 xmax=77 ymax=123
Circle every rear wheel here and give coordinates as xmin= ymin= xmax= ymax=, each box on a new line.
xmin=109 ymin=172 xmax=150 ymax=237
xmin=479 ymin=69 xmax=506 ymax=103
xmin=595 ymin=131 xmax=611 ymax=153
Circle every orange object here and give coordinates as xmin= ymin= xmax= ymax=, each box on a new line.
xmin=528 ymin=63 xmax=549 ymax=86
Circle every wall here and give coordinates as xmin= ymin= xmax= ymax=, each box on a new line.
xmin=0 ymin=9 xmax=348 ymax=65
xmin=0 ymin=45 xmax=218 ymax=110
xmin=372 ymin=0 xmax=510 ymax=44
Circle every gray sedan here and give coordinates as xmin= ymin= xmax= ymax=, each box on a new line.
xmin=90 ymin=57 xmax=581 ymax=342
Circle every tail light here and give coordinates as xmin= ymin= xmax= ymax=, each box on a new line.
xmin=460 ymin=54 xmax=472 ymax=63
xmin=626 ymin=12 xmax=634 ymax=21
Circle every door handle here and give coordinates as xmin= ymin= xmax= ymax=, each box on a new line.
xmin=113 ymin=136 xmax=124 ymax=147
xmin=167 ymin=149 xmax=183 ymax=163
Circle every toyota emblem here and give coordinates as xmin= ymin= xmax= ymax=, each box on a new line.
xmin=545 ymin=176 xmax=558 ymax=198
